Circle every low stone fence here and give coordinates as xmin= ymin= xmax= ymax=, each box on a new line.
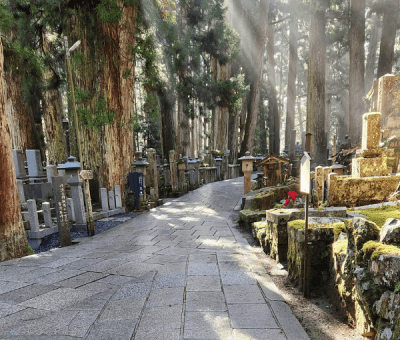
xmin=247 ymin=208 xmax=400 ymax=340
xmin=199 ymin=167 xmax=217 ymax=184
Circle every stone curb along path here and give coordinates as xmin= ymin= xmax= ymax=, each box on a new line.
xmin=0 ymin=177 xmax=310 ymax=340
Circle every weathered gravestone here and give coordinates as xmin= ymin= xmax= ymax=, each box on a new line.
xmin=52 ymin=176 xmax=71 ymax=247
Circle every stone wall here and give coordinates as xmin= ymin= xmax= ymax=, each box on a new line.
xmin=328 ymin=173 xmax=400 ymax=206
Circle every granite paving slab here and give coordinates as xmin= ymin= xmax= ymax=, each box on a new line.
xmin=137 ymin=305 xmax=183 ymax=331
xmin=19 ymin=288 xmax=96 ymax=311
xmin=99 ymin=298 xmax=146 ymax=320
xmin=0 ymin=283 xmax=58 ymax=303
xmin=186 ymin=291 xmax=227 ymax=312
xmin=186 ymin=275 xmax=221 ymax=292
xmin=228 ymin=303 xmax=279 ymax=329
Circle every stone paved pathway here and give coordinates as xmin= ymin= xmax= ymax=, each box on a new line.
xmin=0 ymin=177 xmax=310 ymax=340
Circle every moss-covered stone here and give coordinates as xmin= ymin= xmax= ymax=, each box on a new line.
xmin=363 ymin=241 xmax=400 ymax=261
xmin=356 ymin=206 xmax=400 ymax=228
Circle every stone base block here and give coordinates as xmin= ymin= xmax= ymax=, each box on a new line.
xmin=157 ymin=199 xmax=163 ymax=206
xmin=352 ymin=157 xmax=389 ymax=178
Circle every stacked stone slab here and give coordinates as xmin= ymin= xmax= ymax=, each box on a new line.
xmin=327 ymin=112 xmax=400 ymax=206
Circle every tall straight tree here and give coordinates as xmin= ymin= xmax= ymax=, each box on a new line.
xmin=239 ymin=0 xmax=270 ymax=156
xmin=377 ymin=0 xmax=400 ymax=79
xmin=365 ymin=13 xmax=381 ymax=93
xmin=349 ymin=0 xmax=365 ymax=146
xmin=285 ymin=0 xmax=298 ymax=154
xmin=0 ymin=38 xmax=29 ymax=261
xmin=266 ymin=9 xmax=280 ymax=155
xmin=307 ymin=0 xmax=327 ymax=165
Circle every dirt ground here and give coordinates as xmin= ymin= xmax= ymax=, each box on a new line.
xmin=241 ymin=230 xmax=366 ymax=340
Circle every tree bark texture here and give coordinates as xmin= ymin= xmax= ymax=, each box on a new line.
xmin=157 ymin=85 xmax=176 ymax=159
xmin=215 ymin=61 xmax=231 ymax=153
xmin=239 ymin=0 xmax=270 ymax=156
xmin=67 ymin=5 xmax=137 ymax=203
xmin=365 ymin=13 xmax=381 ymax=94
xmin=266 ymin=14 xmax=280 ymax=155
xmin=4 ymin=71 xmax=39 ymax=154
xmin=307 ymin=0 xmax=327 ymax=165
xmin=285 ymin=0 xmax=298 ymax=153
xmin=0 ymin=39 xmax=29 ymax=262
xmin=377 ymin=0 xmax=400 ymax=79
xmin=349 ymin=0 xmax=365 ymax=146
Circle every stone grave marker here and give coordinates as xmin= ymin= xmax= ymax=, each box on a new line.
xmin=27 ymin=199 xmax=40 ymax=233
xmin=42 ymin=202 xmax=52 ymax=228
xmin=26 ymin=149 xmax=45 ymax=177
xmin=52 ymin=176 xmax=71 ymax=247
xmin=114 ymin=185 xmax=122 ymax=208
xmin=108 ymin=190 xmax=116 ymax=210
xmin=13 ymin=149 xmax=27 ymax=179
xmin=100 ymin=188 xmax=109 ymax=212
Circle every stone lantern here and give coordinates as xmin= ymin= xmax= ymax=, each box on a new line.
xmin=132 ymin=155 xmax=149 ymax=186
xmin=238 ymin=151 xmax=256 ymax=195
xmin=58 ymin=156 xmax=86 ymax=229
xmin=215 ymin=157 xmax=222 ymax=181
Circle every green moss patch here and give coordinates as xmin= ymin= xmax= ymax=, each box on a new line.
xmin=333 ymin=239 xmax=348 ymax=255
xmin=356 ymin=206 xmax=400 ymax=227
xmin=363 ymin=241 xmax=400 ymax=260
xmin=333 ymin=222 xmax=345 ymax=235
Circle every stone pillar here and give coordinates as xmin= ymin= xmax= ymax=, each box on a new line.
xmin=13 ymin=149 xmax=27 ymax=179
xmin=52 ymin=176 xmax=71 ymax=247
xmin=42 ymin=202 xmax=52 ymax=228
xmin=114 ymin=185 xmax=122 ymax=208
xmin=100 ymin=188 xmax=109 ymax=212
xmin=27 ymin=199 xmax=40 ymax=232
xmin=222 ymin=154 xmax=229 ymax=180
xmin=194 ymin=158 xmax=200 ymax=187
xmin=315 ymin=166 xmax=323 ymax=205
xmin=46 ymin=165 xmax=58 ymax=184
xmin=108 ymin=189 xmax=116 ymax=210
xmin=69 ymin=181 xmax=86 ymax=228
xmin=16 ymin=180 xmax=25 ymax=204
xmin=178 ymin=161 xmax=186 ymax=192
xmin=238 ymin=151 xmax=256 ymax=195
xmin=146 ymin=148 xmax=159 ymax=201
xmin=327 ymin=172 xmax=338 ymax=206
xmin=361 ymin=112 xmax=381 ymax=151
xmin=66 ymin=198 xmax=75 ymax=222
xmin=26 ymin=149 xmax=45 ymax=177
xmin=169 ymin=150 xmax=178 ymax=192
xmin=289 ymin=129 xmax=296 ymax=160
xmin=215 ymin=158 xmax=222 ymax=181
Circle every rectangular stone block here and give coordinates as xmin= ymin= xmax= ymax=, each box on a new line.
xmin=362 ymin=112 xmax=381 ymax=150
xmin=352 ymin=156 xmax=389 ymax=178
xmin=70 ymin=184 xmax=86 ymax=225
xmin=42 ymin=202 xmax=52 ymax=227
xmin=26 ymin=149 xmax=44 ymax=177
xmin=52 ymin=176 xmax=71 ymax=247
xmin=67 ymin=198 xmax=75 ymax=222
xmin=108 ymin=190 xmax=116 ymax=210
xmin=114 ymin=185 xmax=122 ymax=208
xmin=13 ymin=149 xmax=27 ymax=179
xmin=27 ymin=199 xmax=40 ymax=232
xmin=100 ymin=188 xmax=109 ymax=212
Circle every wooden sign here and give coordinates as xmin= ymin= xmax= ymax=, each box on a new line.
xmin=300 ymin=152 xmax=311 ymax=195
